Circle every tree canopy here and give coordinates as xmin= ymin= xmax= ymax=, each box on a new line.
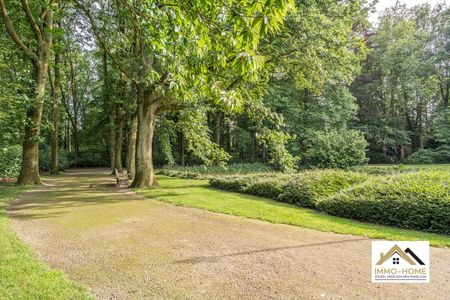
xmin=1 ymin=0 xmax=449 ymax=185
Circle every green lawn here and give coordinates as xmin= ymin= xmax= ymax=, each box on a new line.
xmin=0 ymin=185 xmax=92 ymax=300
xmin=138 ymin=176 xmax=450 ymax=248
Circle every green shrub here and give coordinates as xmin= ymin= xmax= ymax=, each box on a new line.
xmin=434 ymin=145 xmax=450 ymax=163
xmin=350 ymin=164 xmax=417 ymax=175
xmin=304 ymin=129 xmax=368 ymax=168
xmin=157 ymin=170 xmax=214 ymax=180
xmin=39 ymin=144 xmax=71 ymax=172
xmin=158 ymin=163 xmax=276 ymax=179
xmin=209 ymin=170 xmax=368 ymax=208
xmin=0 ymin=145 xmax=21 ymax=179
xmin=406 ymin=146 xmax=450 ymax=164
xmin=209 ymin=174 xmax=262 ymax=192
xmin=278 ymin=170 xmax=368 ymax=208
xmin=406 ymin=149 xmax=436 ymax=164
xmin=317 ymin=171 xmax=450 ymax=234
xmin=75 ymin=148 xmax=109 ymax=168
xmin=244 ymin=176 xmax=291 ymax=199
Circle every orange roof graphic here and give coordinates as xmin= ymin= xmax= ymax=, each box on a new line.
xmin=376 ymin=244 xmax=416 ymax=265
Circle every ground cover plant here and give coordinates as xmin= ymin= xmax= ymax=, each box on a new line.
xmin=350 ymin=164 xmax=450 ymax=175
xmin=318 ymin=170 xmax=450 ymax=235
xmin=0 ymin=185 xmax=91 ymax=299
xmin=157 ymin=163 xmax=277 ymax=179
xmin=209 ymin=170 xmax=368 ymax=207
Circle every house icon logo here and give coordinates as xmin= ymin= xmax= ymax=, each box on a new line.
xmin=372 ymin=241 xmax=429 ymax=283
xmin=376 ymin=244 xmax=425 ymax=266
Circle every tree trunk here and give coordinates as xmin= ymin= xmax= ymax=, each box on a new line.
xmin=67 ymin=119 xmax=71 ymax=152
xmin=418 ymin=129 xmax=424 ymax=149
xmin=440 ymin=80 xmax=449 ymax=108
xmin=50 ymin=52 xmax=61 ymax=175
xmin=212 ymin=112 xmax=222 ymax=165
xmin=262 ymin=144 xmax=267 ymax=163
xmin=180 ymin=132 xmax=186 ymax=167
xmin=126 ymin=112 xmax=137 ymax=179
xmin=213 ymin=112 xmax=221 ymax=145
xmin=1 ymin=3 xmax=54 ymax=184
xmin=73 ymin=126 xmax=79 ymax=167
xmin=113 ymin=104 xmax=124 ymax=173
xmin=131 ymin=92 xmax=159 ymax=188
xmin=109 ymin=114 xmax=115 ymax=171
xmin=226 ymin=123 xmax=232 ymax=154
xmin=18 ymin=63 xmax=47 ymax=184
xmin=251 ymin=129 xmax=257 ymax=163
xmin=399 ymin=144 xmax=405 ymax=161
xmin=417 ymin=103 xmax=424 ymax=150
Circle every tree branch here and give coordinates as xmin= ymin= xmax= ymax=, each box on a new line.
xmin=21 ymin=0 xmax=42 ymax=45
xmin=0 ymin=0 xmax=38 ymax=61
xmin=73 ymin=0 xmax=138 ymax=84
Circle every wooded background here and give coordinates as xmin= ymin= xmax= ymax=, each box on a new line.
xmin=0 ymin=0 xmax=449 ymax=186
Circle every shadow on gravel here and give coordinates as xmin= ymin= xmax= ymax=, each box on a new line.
xmin=174 ymin=238 xmax=367 ymax=264
xmin=7 ymin=168 xmax=140 ymax=220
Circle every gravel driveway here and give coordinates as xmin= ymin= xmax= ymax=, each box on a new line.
xmin=9 ymin=169 xmax=450 ymax=299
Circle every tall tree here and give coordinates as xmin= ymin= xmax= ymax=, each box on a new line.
xmin=0 ymin=0 xmax=54 ymax=184
xmin=74 ymin=0 xmax=295 ymax=187
xmin=48 ymin=36 xmax=61 ymax=175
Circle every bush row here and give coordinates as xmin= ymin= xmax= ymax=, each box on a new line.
xmin=157 ymin=163 xmax=276 ymax=179
xmin=209 ymin=169 xmax=450 ymax=234
xmin=318 ymin=171 xmax=450 ymax=234
xmin=209 ymin=170 xmax=368 ymax=208
xmin=156 ymin=169 xmax=214 ymax=180
xmin=349 ymin=164 xmax=420 ymax=175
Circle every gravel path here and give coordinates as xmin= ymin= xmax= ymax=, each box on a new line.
xmin=9 ymin=169 xmax=450 ymax=299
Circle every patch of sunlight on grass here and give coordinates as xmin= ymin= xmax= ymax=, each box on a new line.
xmin=0 ymin=185 xmax=92 ymax=300
xmin=137 ymin=176 xmax=450 ymax=248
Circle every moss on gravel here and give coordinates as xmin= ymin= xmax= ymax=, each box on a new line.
xmin=0 ymin=184 xmax=92 ymax=300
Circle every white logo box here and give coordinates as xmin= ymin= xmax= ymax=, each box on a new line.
xmin=372 ymin=241 xmax=429 ymax=283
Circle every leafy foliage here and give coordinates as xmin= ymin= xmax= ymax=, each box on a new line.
xmin=304 ymin=129 xmax=368 ymax=168
xmin=278 ymin=171 xmax=368 ymax=208
xmin=353 ymin=3 xmax=450 ymax=163
xmin=318 ymin=171 xmax=450 ymax=234
xmin=38 ymin=144 xmax=71 ymax=172
xmin=406 ymin=146 xmax=450 ymax=164
xmin=209 ymin=170 xmax=368 ymax=208
xmin=0 ymin=146 xmax=21 ymax=180
xmin=158 ymin=163 xmax=275 ymax=179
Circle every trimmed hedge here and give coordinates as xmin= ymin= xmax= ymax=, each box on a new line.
xmin=244 ymin=178 xmax=287 ymax=199
xmin=209 ymin=170 xmax=368 ymax=207
xmin=157 ymin=170 xmax=210 ymax=180
xmin=278 ymin=170 xmax=368 ymax=208
xmin=349 ymin=164 xmax=418 ymax=175
xmin=209 ymin=174 xmax=265 ymax=191
xmin=318 ymin=171 xmax=450 ymax=234
xmin=158 ymin=163 xmax=277 ymax=180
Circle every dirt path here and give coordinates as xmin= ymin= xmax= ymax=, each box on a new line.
xmin=9 ymin=169 xmax=450 ymax=299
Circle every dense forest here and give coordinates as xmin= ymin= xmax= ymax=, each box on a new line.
xmin=0 ymin=0 xmax=449 ymax=187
